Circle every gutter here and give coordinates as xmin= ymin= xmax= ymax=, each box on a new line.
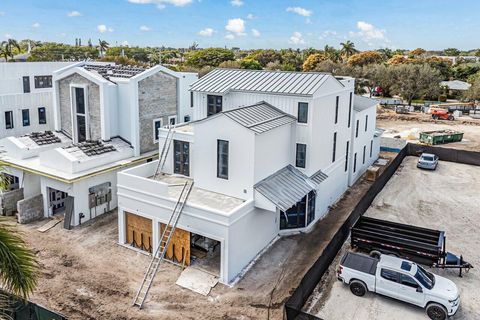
xmin=0 ymin=153 xmax=158 ymax=184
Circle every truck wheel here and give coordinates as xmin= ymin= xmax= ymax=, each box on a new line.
xmin=349 ymin=280 xmax=367 ymax=297
xmin=426 ymin=303 xmax=447 ymax=320
xmin=432 ymin=115 xmax=439 ymax=120
xmin=448 ymin=115 xmax=454 ymax=121
xmin=369 ymin=250 xmax=381 ymax=259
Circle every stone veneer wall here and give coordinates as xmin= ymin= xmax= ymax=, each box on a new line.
xmin=17 ymin=194 xmax=44 ymax=224
xmin=58 ymin=73 xmax=101 ymax=140
xmin=138 ymin=71 xmax=177 ymax=154
xmin=0 ymin=188 xmax=24 ymax=216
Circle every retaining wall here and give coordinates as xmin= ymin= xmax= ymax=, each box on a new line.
xmin=17 ymin=194 xmax=44 ymax=224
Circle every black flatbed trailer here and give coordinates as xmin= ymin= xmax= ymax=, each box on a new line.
xmin=351 ymin=216 xmax=473 ymax=276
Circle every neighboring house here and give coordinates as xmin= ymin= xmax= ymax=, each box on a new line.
xmin=117 ymin=69 xmax=380 ymax=284
xmin=0 ymin=62 xmax=197 ymax=227
xmin=0 ymin=62 xmax=75 ymax=138
xmin=440 ymin=80 xmax=471 ymax=91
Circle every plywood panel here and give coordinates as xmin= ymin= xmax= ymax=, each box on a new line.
xmin=160 ymin=223 xmax=190 ymax=266
xmin=125 ymin=212 xmax=152 ymax=253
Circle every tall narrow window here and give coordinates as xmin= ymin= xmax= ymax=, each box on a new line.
xmin=345 ymin=141 xmax=350 ymax=172
xmin=5 ymin=111 xmax=13 ymax=129
xmin=363 ymin=145 xmax=366 ymax=164
xmin=332 ymin=132 xmax=337 ymax=163
xmin=348 ymin=92 xmax=353 ymax=128
xmin=190 ymin=92 xmax=194 ymax=108
xmin=335 ymin=96 xmax=339 ymax=124
xmin=153 ymin=119 xmax=162 ymax=142
xmin=296 ymin=143 xmax=306 ymax=168
xmin=370 ymin=140 xmax=373 ymax=158
xmin=168 ymin=116 xmax=177 ymax=126
xmin=298 ymin=102 xmax=308 ymax=124
xmin=22 ymin=109 xmax=30 ymax=126
xmin=23 ymin=76 xmax=30 ymax=93
xmin=217 ymin=140 xmax=229 ymax=179
xmin=356 ymin=119 xmax=359 ymax=138
xmin=38 ymin=107 xmax=47 ymax=124
xmin=353 ymin=153 xmax=357 ymax=173
xmin=207 ymin=95 xmax=222 ymax=116
xmin=74 ymin=87 xmax=87 ymax=143
xmin=365 ymin=115 xmax=368 ymax=131
xmin=174 ymin=140 xmax=190 ymax=176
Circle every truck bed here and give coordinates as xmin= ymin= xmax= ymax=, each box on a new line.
xmin=341 ymin=252 xmax=378 ymax=275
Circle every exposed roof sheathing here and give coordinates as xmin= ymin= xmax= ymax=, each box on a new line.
xmin=254 ymin=165 xmax=317 ymax=212
xmin=190 ymin=68 xmax=335 ymax=95
xmin=83 ymin=64 xmax=145 ymax=80
xmin=223 ymin=101 xmax=296 ymax=134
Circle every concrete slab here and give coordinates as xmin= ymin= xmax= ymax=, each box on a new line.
xmin=176 ymin=267 xmax=218 ymax=296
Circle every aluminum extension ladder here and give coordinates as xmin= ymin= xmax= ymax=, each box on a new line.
xmin=153 ymin=126 xmax=174 ymax=180
xmin=132 ymin=180 xmax=194 ymax=309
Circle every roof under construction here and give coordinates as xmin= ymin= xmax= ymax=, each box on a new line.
xmin=190 ymin=68 xmax=339 ymax=96
xmin=254 ymin=165 xmax=317 ymax=212
xmin=83 ymin=64 xmax=145 ymax=80
xmin=222 ymin=101 xmax=296 ymax=134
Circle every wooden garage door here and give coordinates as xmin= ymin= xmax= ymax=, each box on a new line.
xmin=160 ymin=223 xmax=190 ymax=266
xmin=126 ymin=212 xmax=152 ymax=253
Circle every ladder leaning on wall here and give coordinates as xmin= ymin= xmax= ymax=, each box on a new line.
xmin=153 ymin=126 xmax=174 ymax=180
xmin=132 ymin=180 xmax=194 ymax=309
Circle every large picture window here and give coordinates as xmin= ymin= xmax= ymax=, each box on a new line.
xmin=280 ymin=190 xmax=316 ymax=229
xmin=34 ymin=75 xmax=52 ymax=88
xmin=217 ymin=140 xmax=229 ymax=179
xmin=208 ymin=95 xmax=223 ymax=116
xmin=296 ymin=143 xmax=306 ymax=168
xmin=298 ymin=102 xmax=308 ymax=123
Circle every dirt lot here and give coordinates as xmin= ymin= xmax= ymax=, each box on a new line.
xmin=377 ymin=111 xmax=480 ymax=151
xmin=9 ymin=170 xmax=379 ymax=319
xmin=305 ymin=157 xmax=480 ymax=320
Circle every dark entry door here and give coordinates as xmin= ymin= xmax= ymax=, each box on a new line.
xmin=174 ymin=140 xmax=190 ymax=176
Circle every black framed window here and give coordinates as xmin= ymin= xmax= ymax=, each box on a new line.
xmin=38 ymin=107 xmax=47 ymax=124
xmin=217 ymin=140 xmax=229 ymax=179
xmin=169 ymin=116 xmax=176 ymax=126
xmin=307 ymin=190 xmax=316 ymax=225
xmin=34 ymin=75 xmax=52 ymax=88
xmin=190 ymin=92 xmax=194 ymax=108
xmin=184 ymin=115 xmax=191 ymax=122
xmin=22 ymin=109 xmax=30 ymax=126
xmin=296 ymin=143 xmax=306 ymax=168
xmin=345 ymin=141 xmax=350 ymax=172
xmin=298 ymin=102 xmax=308 ymax=124
xmin=365 ymin=115 xmax=368 ymax=131
xmin=348 ymin=92 xmax=353 ymax=128
xmin=174 ymin=140 xmax=190 ymax=176
xmin=381 ymin=269 xmax=399 ymax=282
xmin=74 ymin=88 xmax=87 ymax=143
xmin=400 ymin=274 xmax=419 ymax=289
xmin=207 ymin=95 xmax=222 ymax=116
xmin=5 ymin=111 xmax=13 ymax=129
xmin=353 ymin=153 xmax=357 ymax=173
xmin=370 ymin=140 xmax=373 ymax=158
xmin=154 ymin=120 xmax=162 ymax=141
xmin=280 ymin=190 xmax=316 ymax=230
xmin=23 ymin=76 xmax=30 ymax=93
xmin=335 ymin=96 xmax=339 ymax=124
xmin=356 ymin=119 xmax=359 ymax=138
xmin=363 ymin=145 xmax=366 ymax=164
xmin=332 ymin=132 xmax=337 ymax=163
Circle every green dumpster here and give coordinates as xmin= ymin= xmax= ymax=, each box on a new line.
xmin=419 ymin=130 xmax=464 ymax=145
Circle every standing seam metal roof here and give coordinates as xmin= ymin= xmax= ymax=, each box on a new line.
xmin=190 ymin=68 xmax=335 ymax=95
xmin=310 ymin=170 xmax=329 ymax=184
xmin=254 ymin=165 xmax=317 ymax=212
xmin=222 ymin=101 xmax=296 ymax=134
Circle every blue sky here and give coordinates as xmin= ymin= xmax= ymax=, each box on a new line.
xmin=0 ymin=0 xmax=479 ymax=50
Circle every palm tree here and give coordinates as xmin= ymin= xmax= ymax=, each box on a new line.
xmin=98 ymin=39 xmax=109 ymax=57
xmin=324 ymin=45 xmax=341 ymax=62
xmin=340 ymin=40 xmax=358 ymax=60
xmin=0 ymin=174 xmax=39 ymax=316
xmin=1 ymin=39 xmax=21 ymax=61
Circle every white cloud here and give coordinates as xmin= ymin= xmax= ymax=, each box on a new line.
xmin=97 ymin=24 xmax=114 ymax=33
xmin=289 ymin=31 xmax=305 ymax=45
xmin=251 ymin=28 xmax=260 ymax=37
xmin=198 ymin=28 xmax=214 ymax=37
xmin=122 ymin=41 xmax=130 ymax=46
xmin=350 ymin=21 xmax=389 ymax=47
xmin=225 ymin=18 xmax=245 ymax=36
xmin=32 ymin=22 xmax=40 ymax=28
xmin=231 ymin=0 xmax=243 ymax=7
xmin=319 ymin=30 xmax=337 ymax=40
xmin=128 ymin=0 xmax=193 ymax=9
xmin=246 ymin=13 xmax=255 ymax=19
xmin=4 ymin=34 xmax=12 ymax=39
xmin=67 ymin=11 xmax=81 ymax=17
xmin=225 ymin=34 xmax=235 ymax=40
xmin=286 ymin=7 xmax=312 ymax=17
xmin=140 ymin=25 xmax=151 ymax=31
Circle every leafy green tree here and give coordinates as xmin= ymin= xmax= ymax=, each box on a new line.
xmin=185 ymin=48 xmax=235 ymax=68
xmin=377 ymin=48 xmax=394 ymax=61
xmin=28 ymin=42 xmax=98 ymax=61
xmin=218 ymin=60 xmax=241 ymax=69
xmin=323 ymin=45 xmax=341 ymax=62
xmin=98 ymin=39 xmax=109 ymax=57
xmin=246 ymin=49 xmax=282 ymax=67
xmin=1 ymin=39 xmax=21 ymax=61
xmin=340 ymin=41 xmax=358 ymax=60
xmin=239 ymin=58 xmax=262 ymax=70
xmin=279 ymin=49 xmax=303 ymax=71
xmin=443 ymin=48 xmax=460 ymax=56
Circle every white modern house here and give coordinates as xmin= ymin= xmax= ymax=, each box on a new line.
xmin=117 ymin=69 xmax=380 ymax=285
xmin=0 ymin=62 xmax=197 ymax=227
xmin=0 ymin=62 xmax=75 ymax=138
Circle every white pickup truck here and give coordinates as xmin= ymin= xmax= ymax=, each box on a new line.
xmin=337 ymin=252 xmax=460 ymax=320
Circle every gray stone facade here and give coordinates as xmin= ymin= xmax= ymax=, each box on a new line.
xmin=17 ymin=194 xmax=44 ymax=224
xmin=0 ymin=188 xmax=24 ymax=216
xmin=58 ymin=73 xmax=102 ymax=141
xmin=138 ymin=71 xmax=177 ymax=154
